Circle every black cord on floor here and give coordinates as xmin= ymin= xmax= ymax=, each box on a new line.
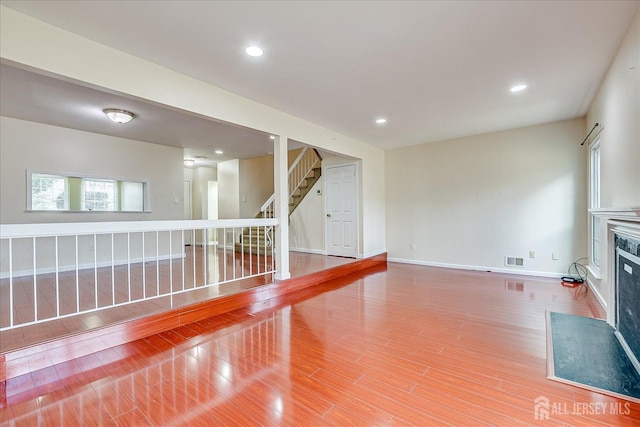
xmin=561 ymin=257 xmax=588 ymax=283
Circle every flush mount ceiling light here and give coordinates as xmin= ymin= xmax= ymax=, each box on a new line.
xmin=103 ymin=109 xmax=136 ymax=124
xmin=375 ymin=118 xmax=387 ymax=124
xmin=510 ymin=84 xmax=528 ymax=93
xmin=183 ymin=159 xmax=195 ymax=167
xmin=245 ymin=46 xmax=263 ymax=57
xmin=214 ymin=149 xmax=223 ymax=154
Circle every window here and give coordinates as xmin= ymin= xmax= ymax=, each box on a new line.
xmin=120 ymin=181 xmax=145 ymax=211
xmin=28 ymin=171 xmax=148 ymax=212
xmin=30 ymin=173 xmax=68 ymax=210
xmin=590 ymin=140 xmax=601 ymax=268
xmin=82 ymin=179 xmax=118 ymax=211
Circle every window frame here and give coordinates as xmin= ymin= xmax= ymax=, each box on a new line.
xmin=81 ymin=178 xmax=119 ymax=212
xmin=588 ymin=139 xmax=601 ymax=270
xmin=26 ymin=170 xmax=151 ymax=213
xmin=27 ymin=172 xmax=69 ymax=211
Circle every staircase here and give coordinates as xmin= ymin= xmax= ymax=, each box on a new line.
xmin=234 ymin=148 xmax=322 ymax=255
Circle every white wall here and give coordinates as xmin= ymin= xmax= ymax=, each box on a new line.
xmin=0 ymin=7 xmax=386 ymax=257
xmin=386 ymin=118 xmax=588 ymax=276
xmin=289 ymin=177 xmax=324 ymax=253
xmin=191 ymin=166 xmax=217 ymax=220
xmin=239 ymin=154 xmax=274 ymax=218
xmin=586 ymin=9 xmax=640 ymax=310
xmin=217 ymin=160 xmax=240 ymax=219
xmin=0 ymin=116 xmax=184 ymax=224
xmin=587 ymin=10 xmax=640 ymax=209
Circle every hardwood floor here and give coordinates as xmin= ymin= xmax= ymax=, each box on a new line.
xmin=1 ymin=262 xmax=638 ymax=426
xmin=0 ymin=250 xmax=355 ymax=353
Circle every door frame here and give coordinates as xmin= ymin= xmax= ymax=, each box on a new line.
xmin=323 ymin=161 xmax=359 ymax=258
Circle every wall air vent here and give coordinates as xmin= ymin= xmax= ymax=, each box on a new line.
xmin=505 ymin=256 xmax=525 ymax=268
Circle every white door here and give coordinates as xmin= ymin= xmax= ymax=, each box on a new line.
xmin=183 ymin=180 xmax=192 ymax=245
xmin=325 ymin=163 xmax=358 ymax=257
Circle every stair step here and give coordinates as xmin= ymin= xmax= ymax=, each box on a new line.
xmin=233 ymin=242 xmax=273 ymax=255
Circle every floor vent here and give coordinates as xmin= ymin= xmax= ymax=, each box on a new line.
xmin=505 ymin=256 xmax=525 ymax=267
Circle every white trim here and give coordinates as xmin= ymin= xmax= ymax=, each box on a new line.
xmin=290 ymin=247 xmax=326 ymax=255
xmin=27 ymin=169 xmax=152 ymax=212
xmin=274 ymin=272 xmax=291 ymax=281
xmin=615 ymin=331 xmax=640 ymax=376
xmin=586 ymin=264 xmax=601 ymax=280
xmin=619 ymin=247 xmax=640 ymax=266
xmin=607 ymin=219 xmax=640 ymax=326
xmin=590 ymin=207 xmax=640 ymax=219
xmin=387 ymin=257 xmax=564 ymax=279
xmin=26 ymin=210 xmax=153 ymax=214
xmin=586 ymin=276 xmax=607 ymax=312
xmin=1 ymin=252 xmax=186 ymax=279
xmin=0 ymin=218 xmax=278 ymax=238
xmin=358 ymin=249 xmax=386 ymax=259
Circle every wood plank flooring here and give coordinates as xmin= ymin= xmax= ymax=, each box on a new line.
xmin=1 ymin=262 xmax=638 ymax=426
xmin=0 ymin=250 xmax=355 ymax=353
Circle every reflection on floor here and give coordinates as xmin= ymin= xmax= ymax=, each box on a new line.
xmin=2 ymin=263 xmax=637 ymax=425
xmin=0 ymin=250 xmax=356 ymax=353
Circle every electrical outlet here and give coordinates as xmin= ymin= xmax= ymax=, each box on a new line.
xmin=529 ymin=251 xmax=535 ymax=259
xmin=410 ymin=243 xmax=416 ymax=252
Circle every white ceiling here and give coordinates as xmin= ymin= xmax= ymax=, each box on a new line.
xmin=2 ymin=1 xmax=639 ymax=150
xmin=0 ymin=63 xmax=281 ymax=166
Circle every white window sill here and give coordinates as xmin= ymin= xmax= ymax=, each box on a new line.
xmin=586 ymin=264 xmax=601 ymax=281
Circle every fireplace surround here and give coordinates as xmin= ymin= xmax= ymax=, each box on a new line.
xmin=602 ymin=212 xmax=640 ymax=374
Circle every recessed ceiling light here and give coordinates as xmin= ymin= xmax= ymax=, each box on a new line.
xmin=375 ymin=118 xmax=387 ymax=124
xmin=214 ymin=150 xmax=223 ymax=154
xmin=104 ymin=109 xmax=135 ymax=124
xmin=269 ymin=135 xmax=276 ymax=140
xmin=183 ymin=159 xmax=195 ymax=167
xmin=510 ymin=84 xmax=527 ymax=93
xmin=245 ymin=46 xmax=263 ymax=57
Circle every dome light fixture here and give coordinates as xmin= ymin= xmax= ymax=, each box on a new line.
xmin=214 ymin=149 xmax=224 ymax=154
xmin=104 ymin=109 xmax=136 ymax=124
xmin=245 ymin=46 xmax=264 ymax=57
xmin=183 ymin=159 xmax=195 ymax=167
xmin=375 ymin=118 xmax=387 ymax=124
xmin=510 ymin=84 xmax=527 ymax=93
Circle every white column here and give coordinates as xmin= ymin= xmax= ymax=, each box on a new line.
xmin=274 ymin=135 xmax=291 ymax=280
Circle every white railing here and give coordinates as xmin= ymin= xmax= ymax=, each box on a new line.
xmin=260 ymin=147 xmax=321 ymax=218
xmin=289 ymin=147 xmax=320 ymax=198
xmin=0 ymin=218 xmax=277 ymax=331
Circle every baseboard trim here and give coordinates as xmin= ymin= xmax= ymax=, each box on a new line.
xmin=387 ymin=257 xmax=564 ymax=279
xmin=586 ymin=276 xmax=608 ymax=312
xmin=290 ymin=247 xmax=326 ymax=255
xmin=359 ymin=249 xmax=388 ymax=259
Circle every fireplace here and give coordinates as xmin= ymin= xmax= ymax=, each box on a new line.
xmin=611 ymin=222 xmax=640 ymax=374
